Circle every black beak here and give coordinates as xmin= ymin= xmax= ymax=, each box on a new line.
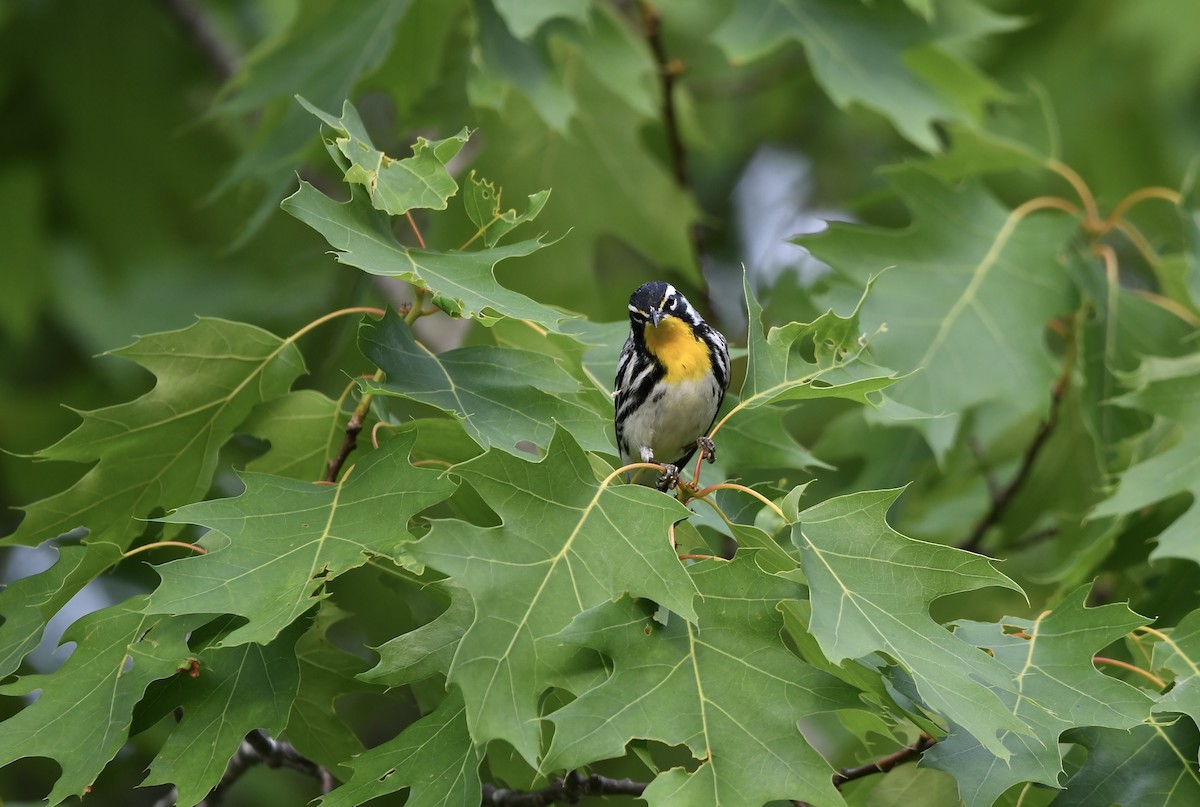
xmin=649 ymin=309 xmax=662 ymax=327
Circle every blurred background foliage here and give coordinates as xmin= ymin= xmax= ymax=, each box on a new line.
xmin=1 ymin=0 xmax=1198 ymax=803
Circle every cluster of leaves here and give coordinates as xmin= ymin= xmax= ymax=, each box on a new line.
xmin=3 ymin=1 xmax=1200 ymax=806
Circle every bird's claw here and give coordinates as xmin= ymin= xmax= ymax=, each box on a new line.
xmin=697 ymin=436 xmax=716 ymax=464
xmin=656 ymin=464 xmax=680 ymax=492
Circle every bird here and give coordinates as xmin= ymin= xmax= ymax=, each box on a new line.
xmin=614 ymin=281 xmax=730 ymax=490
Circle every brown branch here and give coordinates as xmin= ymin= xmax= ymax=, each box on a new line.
xmin=637 ymin=1 xmax=688 ymax=190
xmin=959 ymin=327 xmax=1077 ymax=554
xmin=482 ymin=771 xmax=646 ymax=806
xmin=324 ymin=370 xmax=384 ymax=483
xmin=830 ymin=733 xmax=938 ymax=789
xmin=153 ymin=730 xmax=334 ymax=807
xmin=159 ymin=0 xmax=240 ymax=81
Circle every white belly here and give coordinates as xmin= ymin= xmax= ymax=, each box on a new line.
xmin=620 ymin=376 xmax=720 ymax=466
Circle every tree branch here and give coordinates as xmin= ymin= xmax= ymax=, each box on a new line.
xmin=324 ymin=370 xmax=384 ymax=483
xmin=159 ymin=0 xmax=239 ymax=81
xmin=959 ymin=327 xmax=1077 ymax=554
xmin=830 ymin=733 xmax=937 ymax=788
xmin=793 ymin=733 xmax=939 ymax=806
xmin=152 ymin=730 xmax=334 ymax=807
xmin=482 ymin=771 xmax=647 ymax=806
xmin=637 ymin=1 xmax=688 ymax=189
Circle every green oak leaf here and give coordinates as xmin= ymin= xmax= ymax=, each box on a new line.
xmin=285 ymin=604 xmax=378 ymax=773
xmin=5 ymin=318 xmax=306 ymax=549
xmin=142 ymin=618 xmax=307 ymax=804
xmin=491 ymin=0 xmax=590 ymax=40
xmin=0 ymin=541 xmax=122 ymax=678
xmin=545 ymin=553 xmax=862 ymax=807
xmin=281 ymin=180 xmax=571 ymax=332
xmin=145 ymin=431 xmax=457 ymax=646
xmin=213 ymin=0 xmax=412 ymax=239
xmin=716 ymin=399 xmax=833 ymax=475
xmin=1092 ymin=354 xmax=1200 ymax=565
xmin=1053 ymin=721 xmax=1200 ymax=807
xmin=359 ymin=310 xmax=610 ymax=454
xmin=923 ymin=587 xmax=1153 ymax=807
xmin=318 ymin=688 xmax=480 ymax=807
xmin=1153 ymin=607 xmax=1200 ymax=754
xmin=411 ymin=427 xmax=698 ymax=764
xmin=805 ymin=166 xmax=1079 ymax=456
xmin=723 ymin=275 xmax=898 ymax=434
xmin=0 ymin=599 xmax=207 ymax=805
xmin=793 ymin=488 xmax=1029 ymax=758
xmin=241 ymin=389 xmax=346 ymax=480
xmin=468 ymin=53 xmax=700 ymax=315
xmin=713 ymin=0 xmax=1017 ymax=151
xmin=362 ymin=580 xmax=474 ymax=688
xmin=299 ymin=98 xmax=469 ymax=216
xmin=463 ymin=170 xmax=550 ymax=248
xmin=470 ymin=0 xmax=575 ymax=131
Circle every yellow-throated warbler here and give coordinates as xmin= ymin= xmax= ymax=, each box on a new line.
xmin=614 ymin=281 xmax=730 ymax=489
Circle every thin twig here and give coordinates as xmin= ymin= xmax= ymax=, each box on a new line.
xmin=482 ymin=771 xmax=646 ymax=806
xmin=160 ymin=0 xmax=240 ymax=81
xmin=637 ymin=1 xmax=688 ymax=189
xmin=324 ymin=370 xmax=384 ymax=483
xmin=829 ymin=733 xmax=937 ymax=789
xmin=199 ymin=730 xmax=335 ymax=806
xmin=960 ymin=324 xmax=1077 ymax=554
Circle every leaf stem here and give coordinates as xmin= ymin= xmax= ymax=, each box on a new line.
xmin=1046 ymin=159 xmax=1100 ymax=229
xmin=691 ymin=482 xmax=786 ymax=522
xmin=1104 ymin=186 xmax=1182 ymax=228
xmin=1136 ymin=626 xmax=1200 ymax=677
xmin=1092 ymin=655 xmax=1168 ymax=690
xmin=284 ymin=306 xmax=385 ymax=347
xmin=405 ymin=211 xmax=427 ymax=249
xmin=122 ymin=541 xmax=207 ymax=559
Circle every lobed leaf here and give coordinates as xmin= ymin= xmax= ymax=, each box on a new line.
xmin=410 ymin=427 xmax=698 ymax=764
xmin=924 ymin=587 xmax=1153 ymax=806
xmin=359 ymin=310 xmax=610 ymax=454
xmin=1092 ymin=354 xmax=1200 ymax=566
xmin=318 ymin=688 xmax=480 ymax=807
xmin=145 ymin=431 xmax=457 ymax=646
xmin=1053 ymin=721 xmax=1200 ymax=806
xmin=713 ymin=0 xmax=1017 ymax=150
xmin=804 ymin=166 xmax=1079 ymax=456
xmin=0 ymin=599 xmax=208 ymax=805
xmin=5 ymin=318 xmax=306 ymax=549
xmin=281 ymin=180 xmax=571 ymax=331
xmin=300 ymin=98 xmax=469 ymax=216
xmin=142 ymin=618 xmax=308 ymax=804
xmin=793 ymin=488 xmax=1029 ymax=758
xmin=546 ymin=553 xmax=861 ymax=807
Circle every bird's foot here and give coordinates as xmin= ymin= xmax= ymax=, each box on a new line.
xmin=697 ymin=436 xmax=717 ymax=464
xmin=656 ymin=464 xmax=680 ymax=492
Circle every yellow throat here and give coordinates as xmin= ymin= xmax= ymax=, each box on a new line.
xmin=643 ymin=316 xmax=709 ymax=382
